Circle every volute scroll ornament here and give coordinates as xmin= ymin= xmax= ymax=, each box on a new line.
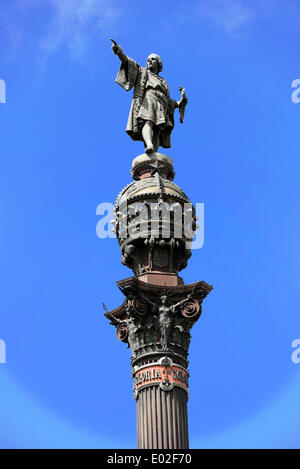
xmin=116 ymin=324 xmax=129 ymax=342
xmin=130 ymin=297 xmax=149 ymax=317
xmin=180 ymin=299 xmax=201 ymax=319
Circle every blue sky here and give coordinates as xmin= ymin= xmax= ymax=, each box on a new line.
xmin=0 ymin=0 xmax=300 ymax=449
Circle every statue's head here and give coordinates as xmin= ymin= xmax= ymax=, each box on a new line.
xmin=146 ymin=53 xmax=163 ymax=74
xmin=160 ymin=294 xmax=168 ymax=305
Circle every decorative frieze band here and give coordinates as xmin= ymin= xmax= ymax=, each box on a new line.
xmin=133 ymin=357 xmax=189 ymax=399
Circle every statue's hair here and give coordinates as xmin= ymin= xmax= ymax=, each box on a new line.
xmin=149 ymin=53 xmax=163 ymax=73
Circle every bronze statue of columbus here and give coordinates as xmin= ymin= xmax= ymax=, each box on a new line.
xmin=111 ymin=39 xmax=188 ymax=155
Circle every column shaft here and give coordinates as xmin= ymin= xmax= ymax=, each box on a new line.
xmin=136 ymin=386 xmax=189 ymax=449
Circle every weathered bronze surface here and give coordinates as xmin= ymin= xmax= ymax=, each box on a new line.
xmin=111 ymin=39 xmax=188 ymax=154
xmin=104 ymin=41 xmax=212 ymax=449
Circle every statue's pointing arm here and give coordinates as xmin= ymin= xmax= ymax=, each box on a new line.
xmin=111 ymin=39 xmax=139 ymax=92
xmin=111 ymin=39 xmax=128 ymax=64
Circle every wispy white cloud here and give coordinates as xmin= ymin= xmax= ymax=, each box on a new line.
xmin=40 ymin=0 xmax=121 ymax=61
xmin=199 ymin=0 xmax=254 ymax=37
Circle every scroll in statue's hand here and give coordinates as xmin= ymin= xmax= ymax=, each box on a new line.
xmin=178 ymin=86 xmax=188 ymax=123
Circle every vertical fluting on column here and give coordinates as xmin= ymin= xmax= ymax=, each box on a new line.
xmin=136 ymin=386 xmax=189 ymax=449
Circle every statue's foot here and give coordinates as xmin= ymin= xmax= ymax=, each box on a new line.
xmin=145 ymin=145 xmax=154 ymax=155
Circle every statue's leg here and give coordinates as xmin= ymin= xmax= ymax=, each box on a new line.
xmin=142 ymin=121 xmax=154 ymax=154
xmin=161 ymin=326 xmax=168 ymax=349
xmin=153 ymin=128 xmax=160 ymax=153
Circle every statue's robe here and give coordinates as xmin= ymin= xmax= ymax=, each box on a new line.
xmin=115 ymin=56 xmax=177 ymax=148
